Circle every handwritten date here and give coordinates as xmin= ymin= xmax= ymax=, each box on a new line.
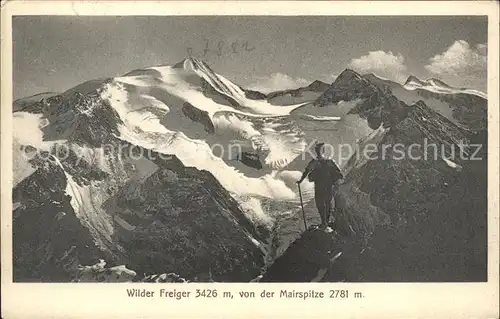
xmin=187 ymin=39 xmax=255 ymax=58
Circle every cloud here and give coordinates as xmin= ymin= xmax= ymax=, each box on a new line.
xmin=348 ymin=51 xmax=408 ymax=83
xmin=424 ymin=40 xmax=487 ymax=89
xmin=247 ymin=73 xmax=312 ymax=93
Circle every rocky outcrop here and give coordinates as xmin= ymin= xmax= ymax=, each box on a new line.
xmin=141 ymin=273 xmax=189 ymax=283
xmin=315 ymin=69 xmax=408 ymax=129
xmin=109 ymin=149 xmax=265 ymax=282
xmin=404 ymin=75 xmax=428 ymax=87
xmin=243 ymin=89 xmax=267 ymax=100
xmin=238 ymin=151 xmax=263 ymax=170
xmin=182 ymin=102 xmax=215 ymax=133
xmin=307 ymin=80 xmax=330 ymax=92
xmin=267 ymin=80 xmax=330 ymax=106
xmin=260 ymin=228 xmax=344 ymax=282
xmin=13 ymin=143 xmax=266 ymax=282
xmin=268 ymin=80 xmax=329 ymax=99
xmin=13 ymin=92 xmax=59 ymax=112
xmin=73 ymin=259 xmax=189 ymax=283
xmin=15 ymin=88 xmax=123 ymax=147
xmin=411 ymin=89 xmax=487 ymax=132
xmin=363 ymin=74 xmax=487 ymax=132
xmin=75 ymin=260 xmax=137 ymax=282
xmin=200 ymin=78 xmax=241 ymax=108
xmin=13 ymin=156 xmax=107 ymax=282
xmin=331 ymin=100 xmax=487 ymax=281
xmin=315 ymin=69 xmax=379 ymax=106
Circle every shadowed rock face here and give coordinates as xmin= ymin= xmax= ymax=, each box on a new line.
xmin=315 ymin=69 xmax=408 ymax=129
xmin=182 ymin=102 xmax=215 ymax=133
xmin=267 ymin=80 xmax=330 ymax=106
xmin=14 ymin=89 xmax=123 ymax=147
xmin=307 ymin=80 xmax=331 ymax=92
xmin=331 ymin=101 xmax=487 ymax=282
xmin=13 ymin=145 xmax=265 ymax=282
xmin=108 ymin=147 xmax=265 ymax=282
xmin=243 ymin=89 xmax=267 ymax=100
xmin=363 ymin=74 xmax=488 ymax=132
xmin=260 ymin=229 xmax=341 ymax=282
xmin=13 ymin=92 xmax=59 ymax=112
xmin=316 ymin=69 xmax=379 ymax=106
xmin=410 ymin=89 xmax=487 ymax=132
xmin=13 ymin=155 xmax=107 ymax=282
xmin=200 ymin=78 xmax=241 ymax=108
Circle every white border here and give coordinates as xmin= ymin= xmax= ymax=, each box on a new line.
xmin=1 ymin=2 xmax=499 ymax=318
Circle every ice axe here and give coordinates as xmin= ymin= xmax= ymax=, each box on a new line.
xmin=297 ymin=182 xmax=307 ymax=230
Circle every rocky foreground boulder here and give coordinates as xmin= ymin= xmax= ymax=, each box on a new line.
xmin=74 ymin=259 xmax=189 ymax=283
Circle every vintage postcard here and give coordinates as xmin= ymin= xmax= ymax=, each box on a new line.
xmin=1 ymin=1 xmax=499 ymax=318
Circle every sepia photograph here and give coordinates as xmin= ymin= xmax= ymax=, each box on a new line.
xmin=11 ymin=15 xmax=490 ymax=283
xmin=2 ymin=2 xmax=499 ymax=318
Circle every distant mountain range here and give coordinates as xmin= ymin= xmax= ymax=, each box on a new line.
xmin=265 ymin=80 xmax=330 ymax=105
xmin=362 ymin=73 xmax=487 ymax=132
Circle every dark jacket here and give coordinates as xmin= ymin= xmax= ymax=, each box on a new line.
xmin=304 ymin=158 xmax=343 ymax=186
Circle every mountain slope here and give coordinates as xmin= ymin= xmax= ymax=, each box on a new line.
xmin=12 ymin=71 xmax=269 ymax=282
xmin=315 ymin=69 xmax=409 ymax=129
xmin=260 ymin=99 xmax=486 ymax=282
xmin=257 ymin=72 xmax=487 ymax=283
xmin=363 ymin=74 xmax=487 ymax=132
xmin=13 ymin=154 xmax=105 ymax=282
xmin=331 ymin=100 xmax=487 ymax=281
xmin=267 ymin=80 xmax=330 ymax=106
xmin=13 ymin=143 xmax=266 ymax=282
xmin=13 ymin=92 xmax=59 ymax=112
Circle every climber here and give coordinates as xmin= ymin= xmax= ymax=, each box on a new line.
xmin=296 ymin=142 xmax=344 ymax=231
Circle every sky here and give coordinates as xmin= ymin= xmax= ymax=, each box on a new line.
xmin=13 ymin=16 xmax=487 ymax=100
